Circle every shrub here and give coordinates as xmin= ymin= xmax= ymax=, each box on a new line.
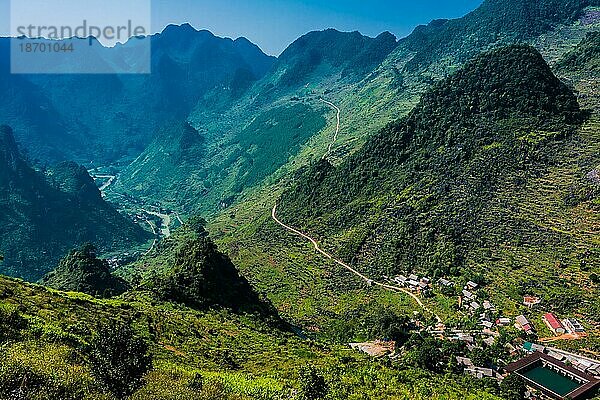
xmin=0 ymin=345 xmax=96 ymax=400
xmin=86 ymin=320 xmax=152 ymax=399
xmin=298 ymin=366 xmax=328 ymax=400
xmin=0 ymin=304 xmax=28 ymax=342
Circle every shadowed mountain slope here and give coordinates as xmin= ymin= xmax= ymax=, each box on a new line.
xmin=0 ymin=126 xmax=151 ymax=280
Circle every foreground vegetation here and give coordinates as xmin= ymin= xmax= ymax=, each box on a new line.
xmin=0 ymin=249 xmax=505 ymax=399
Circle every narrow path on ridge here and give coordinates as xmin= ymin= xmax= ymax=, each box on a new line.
xmin=321 ymin=99 xmax=341 ymax=160
xmin=272 ymin=99 xmax=442 ymax=323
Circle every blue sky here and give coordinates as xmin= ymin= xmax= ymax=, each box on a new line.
xmin=1 ymin=0 xmax=484 ymax=55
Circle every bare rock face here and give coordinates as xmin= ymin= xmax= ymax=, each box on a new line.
xmin=587 ymin=169 xmax=600 ymax=185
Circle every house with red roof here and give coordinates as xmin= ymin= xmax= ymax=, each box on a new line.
xmin=543 ymin=313 xmax=566 ymax=335
xmin=516 ymin=315 xmax=535 ymax=335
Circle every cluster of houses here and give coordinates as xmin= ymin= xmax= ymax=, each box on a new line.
xmin=369 ymin=276 xmax=598 ymax=398
xmin=106 ymin=252 xmax=137 ymax=270
xmin=446 ymin=328 xmax=499 ymax=348
xmin=389 ymin=274 xmax=434 ymax=294
xmin=459 ymin=281 xmax=500 ymax=320
xmin=352 ymin=278 xmax=599 ymax=398
xmin=106 ymin=257 xmax=123 ymax=270
xmin=514 ymin=311 xmax=587 ymax=338
xmin=131 ymin=212 xmax=150 ymax=225
xmin=387 ymin=274 xmax=462 ymax=297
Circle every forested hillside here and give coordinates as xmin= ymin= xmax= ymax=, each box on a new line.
xmin=0 ymin=126 xmax=151 ymax=280
xmin=121 ymin=104 xmax=326 ymax=211
xmin=121 ymin=217 xmax=275 ymax=316
xmin=398 ymin=0 xmax=600 ymax=73
xmin=119 ymin=29 xmax=397 ymax=213
xmin=557 ymin=30 xmax=600 ymax=71
xmin=326 ymin=0 xmax=600 ymax=168
xmin=274 ymin=44 xmax=599 ymax=331
xmin=278 ymin=44 xmax=584 ymax=271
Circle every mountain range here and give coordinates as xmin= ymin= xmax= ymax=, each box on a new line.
xmin=0 ymin=25 xmax=275 ymax=163
xmin=0 ymin=0 xmax=599 ymax=398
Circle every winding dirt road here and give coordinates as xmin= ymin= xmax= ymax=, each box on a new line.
xmin=271 ymin=99 xmax=441 ymax=322
xmin=144 ymin=221 xmax=158 ymax=256
xmin=321 ymin=99 xmax=341 ymax=160
xmin=271 ymin=204 xmax=439 ymax=321
xmin=143 ymin=210 xmax=172 ymax=238
xmin=94 ymin=175 xmax=116 ymax=194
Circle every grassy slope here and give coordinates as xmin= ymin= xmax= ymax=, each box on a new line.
xmin=0 ymin=276 xmax=502 ymax=399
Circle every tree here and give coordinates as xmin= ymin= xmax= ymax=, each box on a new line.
xmin=86 ymin=320 xmax=152 ymax=399
xmin=406 ymin=335 xmax=444 ymax=372
xmin=148 ymin=228 xmax=270 ymax=315
xmin=298 ymin=366 xmax=328 ymax=400
xmin=470 ymin=347 xmax=493 ymax=367
xmin=365 ymin=308 xmax=412 ymax=344
xmin=499 ymin=374 xmax=526 ymax=400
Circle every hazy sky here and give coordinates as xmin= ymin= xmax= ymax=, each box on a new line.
xmin=0 ymin=0 xmax=484 ymax=55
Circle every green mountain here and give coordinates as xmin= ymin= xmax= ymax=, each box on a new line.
xmin=0 ymin=25 xmax=275 ymax=163
xmin=273 ymin=44 xmax=600 ymax=329
xmin=122 ymin=217 xmax=275 ymax=316
xmin=0 ymin=126 xmax=151 ymax=281
xmin=119 ymin=29 xmax=397 ymax=212
xmin=398 ymin=0 xmax=599 ymax=74
xmin=41 ymin=244 xmax=128 ymax=298
xmin=278 ymin=44 xmax=584 ymax=271
xmin=272 ymin=29 xmax=397 ymax=88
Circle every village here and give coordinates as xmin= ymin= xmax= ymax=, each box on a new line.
xmin=350 ymin=273 xmax=600 ymax=400
xmin=90 ymin=168 xmax=186 ymax=270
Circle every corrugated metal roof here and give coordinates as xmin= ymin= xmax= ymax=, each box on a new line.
xmin=544 ymin=313 xmax=564 ymax=329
